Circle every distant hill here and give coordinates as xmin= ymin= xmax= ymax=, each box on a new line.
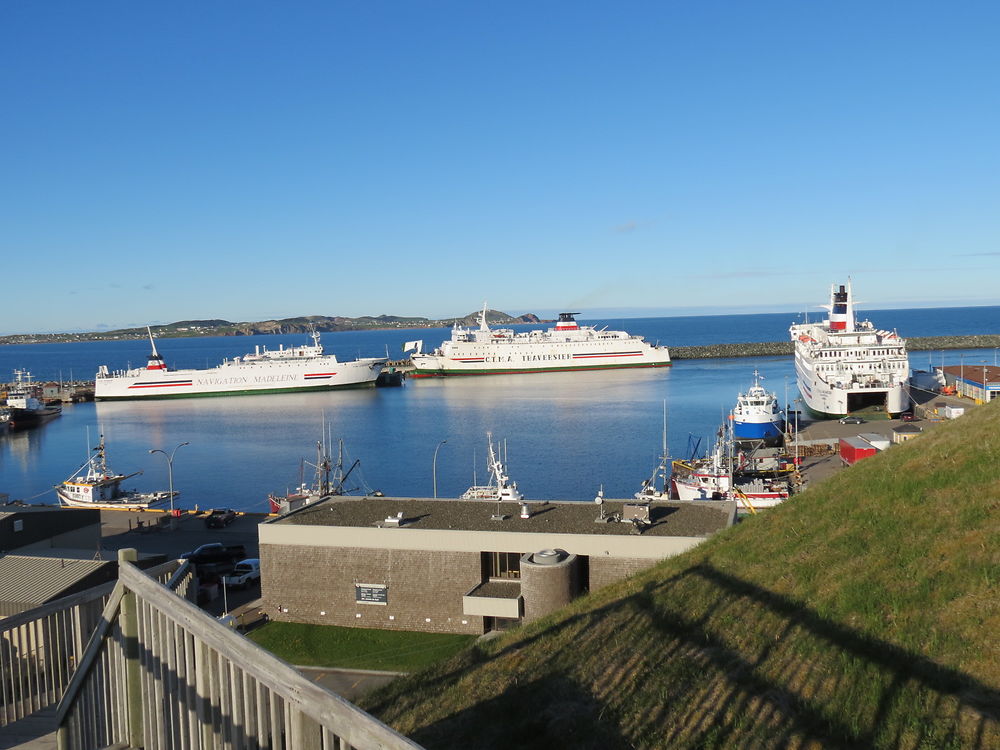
xmin=0 ymin=310 xmax=544 ymax=344
xmin=361 ymin=402 xmax=1000 ymax=748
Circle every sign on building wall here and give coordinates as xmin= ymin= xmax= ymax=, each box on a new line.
xmin=355 ymin=583 xmax=388 ymax=605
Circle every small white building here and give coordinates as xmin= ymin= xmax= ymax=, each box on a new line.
xmin=858 ymin=433 xmax=890 ymax=451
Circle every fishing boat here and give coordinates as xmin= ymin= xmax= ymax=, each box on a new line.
xmin=55 ymin=435 xmax=175 ymax=510
xmin=268 ymin=438 xmax=370 ymax=514
xmin=789 ymin=281 xmax=910 ymax=418
xmin=404 ymin=304 xmax=670 ymax=377
xmin=461 ymin=433 xmax=523 ymax=502
xmin=95 ymin=328 xmax=386 ymax=400
xmin=672 ymin=422 xmax=790 ymax=511
xmin=6 ymin=370 xmax=62 ymax=430
xmin=635 ymin=402 xmax=671 ymax=501
xmin=731 ymin=370 xmax=785 ymax=446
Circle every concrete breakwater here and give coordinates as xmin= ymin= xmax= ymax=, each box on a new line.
xmin=670 ymin=334 xmax=1000 ymax=361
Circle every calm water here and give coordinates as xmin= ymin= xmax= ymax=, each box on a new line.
xmin=2 ymin=307 xmax=997 ymax=510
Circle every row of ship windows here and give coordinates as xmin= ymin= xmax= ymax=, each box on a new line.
xmin=816 ymin=363 xmax=904 ymax=371
xmin=815 ymin=349 xmax=901 ymax=358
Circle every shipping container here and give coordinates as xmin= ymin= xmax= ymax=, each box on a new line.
xmin=840 ymin=436 xmax=877 ymax=466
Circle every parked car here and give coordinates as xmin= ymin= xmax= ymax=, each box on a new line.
xmin=205 ymin=508 xmax=237 ymax=528
xmin=181 ymin=542 xmax=247 ymax=566
xmin=224 ymin=559 xmax=261 ymax=588
xmin=900 ymin=412 xmax=917 ymax=422
xmin=839 ymin=416 xmax=865 ymax=425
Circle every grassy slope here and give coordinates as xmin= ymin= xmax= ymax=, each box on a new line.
xmin=361 ymin=402 xmax=1000 ymax=749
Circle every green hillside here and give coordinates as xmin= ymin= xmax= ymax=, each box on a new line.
xmin=361 ymin=402 xmax=1000 ymax=749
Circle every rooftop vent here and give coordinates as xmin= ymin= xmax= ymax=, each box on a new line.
xmin=531 ymin=548 xmax=567 ymax=565
xmin=382 ymin=512 xmax=405 ymax=527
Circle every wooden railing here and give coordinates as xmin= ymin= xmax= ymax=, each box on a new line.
xmin=0 ymin=558 xmax=183 ymax=728
xmin=52 ymin=548 xmax=422 ymax=750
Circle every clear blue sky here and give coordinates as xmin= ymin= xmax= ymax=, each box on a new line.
xmin=3 ymin=1 xmax=999 ymax=334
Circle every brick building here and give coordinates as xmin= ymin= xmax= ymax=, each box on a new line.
xmin=259 ymin=496 xmax=734 ymax=634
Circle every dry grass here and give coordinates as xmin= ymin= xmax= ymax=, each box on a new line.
xmin=361 ymin=401 xmax=1000 ymax=749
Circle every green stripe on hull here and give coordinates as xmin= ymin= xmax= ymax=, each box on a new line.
xmin=96 ymin=382 xmax=376 ymax=401
xmin=410 ymin=362 xmax=671 ymax=378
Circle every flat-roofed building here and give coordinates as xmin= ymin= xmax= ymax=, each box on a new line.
xmin=260 ymin=496 xmax=735 ymax=634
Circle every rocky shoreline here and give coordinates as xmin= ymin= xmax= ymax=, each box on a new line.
xmin=670 ymin=334 xmax=1000 ymax=360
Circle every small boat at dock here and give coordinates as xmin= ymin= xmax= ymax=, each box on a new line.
xmin=461 ymin=433 xmax=523 ymax=502
xmin=268 ymin=438 xmax=372 ymax=514
xmin=635 ymin=402 xmax=671 ymax=502
xmin=672 ymin=421 xmax=791 ymax=511
xmin=55 ymin=435 xmax=175 ymax=510
xmin=731 ymin=369 xmax=785 ymax=447
xmin=6 ymin=370 xmax=62 ymax=430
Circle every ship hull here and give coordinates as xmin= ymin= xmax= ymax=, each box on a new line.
xmin=732 ymin=420 xmax=784 ymax=442
xmin=673 ymin=477 xmax=788 ymax=507
xmin=411 ymin=360 xmax=671 ymax=377
xmin=95 ymin=358 xmax=383 ymax=400
xmin=794 ymin=352 xmax=910 ymax=418
xmin=8 ymin=406 xmax=61 ymax=430
xmin=55 ymin=488 xmax=171 ymax=510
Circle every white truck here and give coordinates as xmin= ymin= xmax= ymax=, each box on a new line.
xmin=223 ymin=559 xmax=261 ymax=588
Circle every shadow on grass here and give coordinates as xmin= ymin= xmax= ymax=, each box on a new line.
xmin=407 ymin=673 xmax=632 ymax=750
xmin=367 ymin=563 xmax=1000 ymax=749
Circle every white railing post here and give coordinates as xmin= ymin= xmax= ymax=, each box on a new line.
xmin=119 ymin=548 xmax=144 ymax=748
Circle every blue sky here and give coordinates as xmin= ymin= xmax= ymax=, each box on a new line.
xmin=3 ymin=2 xmax=999 ymax=334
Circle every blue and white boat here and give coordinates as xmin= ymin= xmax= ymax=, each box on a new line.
xmin=732 ymin=370 xmax=785 ymax=445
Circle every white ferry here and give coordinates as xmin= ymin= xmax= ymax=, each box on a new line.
xmin=789 ymin=281 xmax=909 ymax=419
xmin=95 ymin=329 xmax=385 ymax=400
xmin=55 ymin=435 xmax=174 ymax=510
xmin=731 ymin=370 xmax=784 ymax=446
xmin=405 ymin=306 xmax=670 ymax=377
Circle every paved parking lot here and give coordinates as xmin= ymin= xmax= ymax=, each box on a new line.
xmin=97 ymin=508 xmax=265 ymax=561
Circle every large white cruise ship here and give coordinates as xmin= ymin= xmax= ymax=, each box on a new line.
xmin=95 ymin=329 xmax=385 ymax=400
xmin=789 ymin=281 xmax=909 ymax=418
xmin=404 ymin=306 xmax=670 ymax=377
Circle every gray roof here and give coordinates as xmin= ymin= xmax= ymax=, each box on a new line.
xmin=0 ymin=554 xmax=111 ymax=607
xmin=272 ymin=496 xmax=732 ymax=538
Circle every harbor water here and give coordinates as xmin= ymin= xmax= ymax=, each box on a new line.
xmin=2 ymin=307 xmax=998 ymax=511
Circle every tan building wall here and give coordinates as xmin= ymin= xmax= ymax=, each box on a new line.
xmin=588 ymin=556 xmax=658 ymax=591
xmin=261 ymin=544 xmax=486 ymax=634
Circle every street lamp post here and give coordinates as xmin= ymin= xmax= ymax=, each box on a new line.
xmin=794 ymin=399 xmax=801 ymax=466
xmin=432 ymin=440 xmax=447 ymax=499
xmin=149 ymin=442 xmax=189 ymax=515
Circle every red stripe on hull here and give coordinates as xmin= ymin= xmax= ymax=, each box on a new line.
xmin=128 ymin=383 xmax=193 ymax=389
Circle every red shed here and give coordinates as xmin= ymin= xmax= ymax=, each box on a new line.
xmin=840 ymin=436 xmax=877 ymax=466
